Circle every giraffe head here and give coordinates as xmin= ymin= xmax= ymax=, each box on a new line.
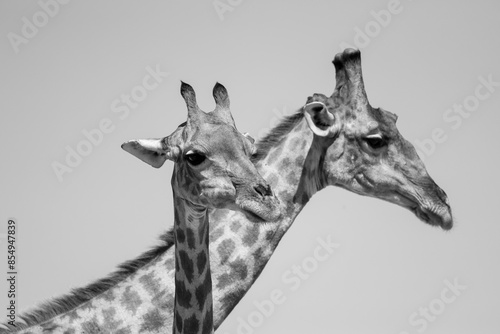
xmin=302 ymin=49 xmax=452 ymax=230
xmin=122 ymin=82 xmax=281 ymax=222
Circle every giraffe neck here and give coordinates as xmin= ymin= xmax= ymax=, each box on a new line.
xmin=172 ymin=195 xmax=213 ymax=334
xmin=10 ymin=113 xmax=324 ymax=333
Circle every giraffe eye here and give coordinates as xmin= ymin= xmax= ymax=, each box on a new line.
xmin=185 ymin=151 xmax=206 ymax=166
xmin=364 ymin=134 xmax=387 ymax=150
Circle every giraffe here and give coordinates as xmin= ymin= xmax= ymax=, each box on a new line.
xmin=121 ymin=81 xmax=281 ymax=334
xmin=1 ymin=49 xmax=452 ymax=333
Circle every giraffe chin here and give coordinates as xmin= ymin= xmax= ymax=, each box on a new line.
xmin=240 ymin=209 xmax=268 ymax=223
xmin=236 ymin=198 xmax=282 ymax=223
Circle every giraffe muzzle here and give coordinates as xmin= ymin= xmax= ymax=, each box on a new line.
xmin=395 ymin=188 xmax=453 ymax=230
xmin=413 ymin=204 xmax=453 ymax=230
xmin=234 ymin=183 xmax=281 ymax=222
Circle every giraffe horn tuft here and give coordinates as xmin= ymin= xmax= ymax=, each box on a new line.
xmin=212 ymin=82 xmax=236 ymax=127
xmin=180 ymin=81 xmax=201 ymax=121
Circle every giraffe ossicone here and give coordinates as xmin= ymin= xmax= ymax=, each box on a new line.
xmin=123 ymin=81 xmax=281 ymax=334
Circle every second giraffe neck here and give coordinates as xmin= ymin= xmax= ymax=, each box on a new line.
xmin=173 ymin=196 xmax=213 ymax=334
xmin=210 ymin=117 xmax=325 ymax=324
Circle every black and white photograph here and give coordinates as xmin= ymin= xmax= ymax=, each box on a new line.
xmin=1 ymin=1 xmax=499 ymax=333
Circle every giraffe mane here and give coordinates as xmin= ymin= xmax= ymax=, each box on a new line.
xmin=0 ymin=230 xmax=175 ymax=332
xmin=252 ymin=109 xmax=304 ymax=162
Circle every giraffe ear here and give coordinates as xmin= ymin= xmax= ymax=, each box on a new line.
xmin=303 ymin=101 xmax=338 ymax=137
xmin=243 ymin=132 xmax=255 ymax=144
xmin=121 ymin=138 xmax=178 ymax=168
xmin=242 ymin=132 xmax=257 ymax=154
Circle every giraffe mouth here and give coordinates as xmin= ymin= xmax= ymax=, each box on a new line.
xmin=240 ymin=208 xmax=268 ymax=222
xmin=353 ymin=173 xmax=453 ymax=230
xmin=396 ymin=192 xmax=453 ymax=230
xmin=410 ymin=205 xmax=453 ymax=230
xmin=236 ymin=197 xmax=282 ymax=223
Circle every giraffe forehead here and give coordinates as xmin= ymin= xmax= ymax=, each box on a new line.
xmin=186 ymin=124 xmax=248 ymax=157
xmin=190 ymin=123 xmax=239 ymax=143
xmin=344 ymin=106 xmax=399 ymax=136
xmin=367 ymin=121 xmax=379 ymax=131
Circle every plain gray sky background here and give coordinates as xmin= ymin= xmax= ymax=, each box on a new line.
xmin=1 ymin=0 xmax=499 ymax=333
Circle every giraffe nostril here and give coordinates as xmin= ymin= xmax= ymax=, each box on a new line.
xmin=254 ymin=184 xmax=273 ymax=198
